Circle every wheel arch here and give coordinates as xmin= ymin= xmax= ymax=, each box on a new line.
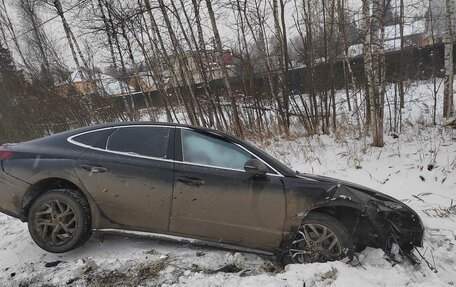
xmin=22 ymin=177 xmax=84 ymax=215
xmin=304 ymin=204 xmax=363 ymax=236
xmin=21 ymin=173 xmax=103 ymax=228
xmin=278 ymin=203 xmax=361 ymax=265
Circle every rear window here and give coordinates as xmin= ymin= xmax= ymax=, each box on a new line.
xmin=106 ymin=127 xmax=171 ymax=159
xmin=72 ymin=129 xmax=112 ymax=148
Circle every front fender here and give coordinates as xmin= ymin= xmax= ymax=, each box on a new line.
xmin=283 ymin=177 xmax=366 ymax=231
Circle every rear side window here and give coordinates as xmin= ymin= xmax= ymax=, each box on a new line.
xmin=107 ymin=127 xmax=171 ymax=159
xmin=72 ymin=129 xmax=112 ymax=148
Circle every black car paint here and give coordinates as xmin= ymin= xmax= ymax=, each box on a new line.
xmin=0 ymin=122 xmax=424 ymax=256
xmin=283 ymin=173 xmax=424 ymax=253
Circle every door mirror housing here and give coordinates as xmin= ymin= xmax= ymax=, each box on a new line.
xmin=244 ymin=159 xmax=268 ymax=176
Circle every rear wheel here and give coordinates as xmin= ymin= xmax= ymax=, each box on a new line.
xmin=27 ymin=189 xmax=92 ymax=253
xmin=284 ymin=212 xmax=353 ymax=264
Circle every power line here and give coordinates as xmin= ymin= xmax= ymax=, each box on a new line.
xmin=4 ymin=0 xmax=88 ymax=45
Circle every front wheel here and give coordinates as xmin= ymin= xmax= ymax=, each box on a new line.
xmin=27 ymin=189 xmax=92 ymax=253
xmin=285 ymin=212 xmax=353 ymax=264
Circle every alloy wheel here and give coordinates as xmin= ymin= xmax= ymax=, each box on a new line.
xmin=289 ymin=223 xmax=342 ymax=263
xmin=34 ymin=200 xmax=78 ymax=245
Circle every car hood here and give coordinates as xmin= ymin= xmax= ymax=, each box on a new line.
xmin=296 ymin=173 xmax=402 ymax=204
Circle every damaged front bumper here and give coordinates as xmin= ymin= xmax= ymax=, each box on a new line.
xmin=320 ymin=181 xmax=425 ymax=256
xmin=359 ymin=199 xmax=424 ymax=256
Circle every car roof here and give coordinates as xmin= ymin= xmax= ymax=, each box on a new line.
xmin=19 ymin=121 xmax=295 ymax=177
xmin=78 ymin=121 xmax=231 ymax=138
xmin=33 ymin=121 xmax=235 ymax=144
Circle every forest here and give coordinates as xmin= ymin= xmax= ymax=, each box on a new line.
xmin=1 ymin=1 xmax=456 ymax=286
xmin=0 ymin=0 xmax=454 ymax=146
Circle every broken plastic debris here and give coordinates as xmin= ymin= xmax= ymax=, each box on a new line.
xmin=390 ymin=243 xmax=400 ymax=255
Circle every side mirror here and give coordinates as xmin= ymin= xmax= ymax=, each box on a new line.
xmin=244 ymin=159 xmax=268 ymax=176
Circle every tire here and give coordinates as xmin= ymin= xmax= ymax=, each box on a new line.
xmin=281 ymin=212 xmax=353 ymax=265
xmin=27 ymin=189 xmax=92 ymax=253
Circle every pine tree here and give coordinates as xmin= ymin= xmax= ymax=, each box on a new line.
xmin=0 ymin=41 xmax=24 ymax=93
xmin=0 ymin=41 xmax=27 ymax=143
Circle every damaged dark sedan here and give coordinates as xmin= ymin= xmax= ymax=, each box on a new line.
xmin=0 ymin=122 xmax=423 ymax=264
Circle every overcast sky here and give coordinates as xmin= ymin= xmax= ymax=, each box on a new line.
xmin=3 ymin=0 xmax=429 ymax=72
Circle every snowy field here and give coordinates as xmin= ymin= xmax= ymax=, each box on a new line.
xmin=1 ymin=125 xmax=455 ymax=286
xmin=1 ymin=80 xmax=456 ymax=286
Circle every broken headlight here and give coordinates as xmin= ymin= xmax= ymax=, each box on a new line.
xmin=373 ymin=200 xmax=404 ymax=211
xmin=382 ymin=201 xmax=404 ymax=210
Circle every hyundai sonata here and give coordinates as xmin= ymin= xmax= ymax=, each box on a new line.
xmin=0 ymin=122 xmax=423 ymax=264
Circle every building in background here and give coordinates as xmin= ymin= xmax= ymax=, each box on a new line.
xmin=56 ymin=69 xmax=140 ymax=98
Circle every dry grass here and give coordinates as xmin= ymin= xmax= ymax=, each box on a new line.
xmin=86 ymin=256 xmax=173 ymax=287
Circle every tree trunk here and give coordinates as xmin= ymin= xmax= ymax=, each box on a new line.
xmin=444 ymin=0 xmax=455 ymax=119
xmin=363 ymin=0 xmax=385 ymax=147
xmin=205 ymin=0 xmax=244 ymax=138
xmin=398 ymin=0 xmax=405 ymax=131
xmin=53 ymin=0 xmax=94 ymax=120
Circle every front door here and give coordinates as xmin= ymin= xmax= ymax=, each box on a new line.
xmin=74 ymin=125 xmax=175 ymax=232
xmin=170 ymin=128 xmax=286 ymax=250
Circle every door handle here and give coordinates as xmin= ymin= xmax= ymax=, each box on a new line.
xmin=177 ymin=176 xmax=205 ymax=187
xmin=80 ymin=165 xmax=108 ymax=173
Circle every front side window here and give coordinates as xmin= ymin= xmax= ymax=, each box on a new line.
xmin=107 ymin=126 xmax=170 ymax=158
xmin=181 ymin=129 xmax=252 ymax=170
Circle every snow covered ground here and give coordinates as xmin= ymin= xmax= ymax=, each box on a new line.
xmin=1 ymin=79 xmax=455 ymax=286
xmin=1 ymin=123 xmax=454 ymax=286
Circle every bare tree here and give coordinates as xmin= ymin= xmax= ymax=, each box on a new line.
xmin=444 ymin=0 xmax=455 ymax=119
xmin=363 ymin=0 xmax=385 ymax=147
xmin=205 ymin=0 xmax=244 ymax=138
xmin=272 ymin=0 xmax=290 ymax=135
xmin=51 ymin=0 xmax=95 ymax=120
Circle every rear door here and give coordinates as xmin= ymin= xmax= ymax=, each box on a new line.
xmin=72 ymin=125 xmax=174 ymax=232
xmin=169 ymin=128 xmax=286 ymax=250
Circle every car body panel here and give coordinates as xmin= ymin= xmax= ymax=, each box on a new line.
xmin=0 ymin=168 xmax=30 ymax=218
xmin=0 ymin=121 xmax=425 ymax=256
xmin=170 ymin=161 xmax=286 ymax=250
xmin=0 ymin=138 xmax=92 ymax=220
xmin=281 ymin=176 xmax=343 ymax=231
xmin=74 ymin=147 xmax=175 ymax=232
xmin=281 ymin=174 xmax=424 ymax=252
